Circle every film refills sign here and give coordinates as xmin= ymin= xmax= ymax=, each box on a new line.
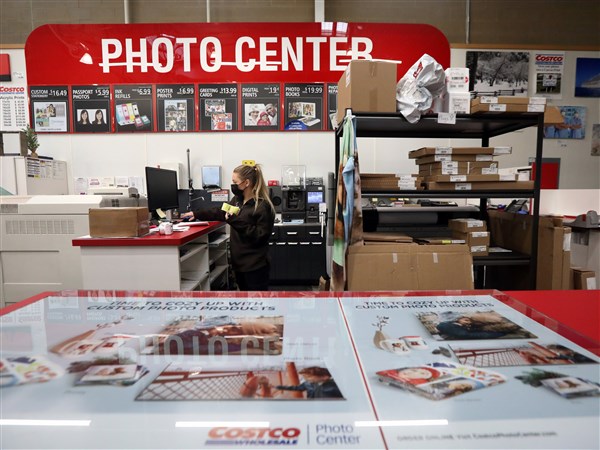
xmin=24 ymin=22 xmax=449 ymax=85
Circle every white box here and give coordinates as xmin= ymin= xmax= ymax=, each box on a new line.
xmin=445 ymin=68 xmax=470 ymax=93
xmin=443 ymin=92 xmax=471 ymax=114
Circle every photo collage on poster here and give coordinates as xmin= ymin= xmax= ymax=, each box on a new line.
xmin=29 ymin=86 xmax=69 ymax=132
xmin=156 ymin=84 xmax=195 ymax=132
xmin=29 ymin=83 xmax=339 ymax=133
xmin=198 ymin=83 xmax=238 ymax=131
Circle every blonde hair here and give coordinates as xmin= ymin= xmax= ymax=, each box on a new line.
xmin=234 ymin=163 xmax=275 ymax=213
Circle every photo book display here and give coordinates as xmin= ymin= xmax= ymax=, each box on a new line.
xmin=416 ymin=310 xmax=537 ymax=341
xmin=136 ymin=362 xmax=344 ymax=401
xmin=376 ymin=361 xmax=506 ymax=401
xmin=0 ymin=356 xmax=64 ymax=388
xmin=75 ymin=363 xmax=148 ymax=387
xmin=516 ymin=368 xmax=600 ymax=399
xmin=451 ymin=341 xmax=598 ymax=367
xmin=141 ymin=314 xmax=284 ymax=356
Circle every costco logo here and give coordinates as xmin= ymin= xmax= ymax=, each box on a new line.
xmin=206 ymin=427 xmax=300 ymax=446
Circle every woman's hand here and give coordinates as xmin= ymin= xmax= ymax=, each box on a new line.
xmin=180 ymin=212 xmax=194 ymax=220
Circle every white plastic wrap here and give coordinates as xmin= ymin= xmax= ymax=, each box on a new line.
xmin=396 ymin=53 xmax=446 ymax=123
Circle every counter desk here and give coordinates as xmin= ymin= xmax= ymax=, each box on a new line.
xmin=72 ymin=222 xmax=228 ymax=292
xmin=0 ymin=289 xmax=598 ymax=449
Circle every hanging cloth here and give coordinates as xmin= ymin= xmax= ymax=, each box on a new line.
xmin=331 ymin=115 xmax=363 ymax=291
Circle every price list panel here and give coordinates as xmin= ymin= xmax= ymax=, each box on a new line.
xmin=198 ymin=84 xmax=238 ymax=131
xmin=29 ymin=86 xmax=69 ymax=132
xmin=327 ymin=83 xmax=338 ymax=130
xmin=240 ymin=83 xmax=280 ymax=131
xmin=156 ymin=84 xmax=195 ymax=132
xmin=283 ymin=83 xmax=324 ymax=131
xmin=0 ymin=86 xmax=27 ymax=132
xmin=71 ymin=85 xmax=111 ymax=133
xmin=114 ymin=85 xmax=153 ymax=132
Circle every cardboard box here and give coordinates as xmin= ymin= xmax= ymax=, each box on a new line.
xmin=452 ymin=230 xmax=490 ymax=247
xmin=424 ymin=174 xmax=504 ymax=183
xmin=471 ymin=96 xmax=547 ymax=106
xmin=571 ymin=268 xmax=597 ymax=290
xmin=89 ymin=207 xmax=150 ymax=238
xmin=418 ymin=161 xmax=499 ymax=176
xmin=336 ymin=60 xmax=397 ymax=124
xmin=471 ymin=103 xmax=545 ymax=113
xmin=544 ymin=106 xmax=563 ymax=125
xmin=448 ymin=218 xmax=487 ymax=233
xmin=409 ymin=147 xmax=495 ymax=158
xmin=425 ymin=181 xmax=534 ymax=190
xmin=347 ymin=243 xmax=473 ymax=291
xmin=415 ymin=237 xmax=466 ymax=245
xmin=415 ymin=154 xmax=495 ymax=165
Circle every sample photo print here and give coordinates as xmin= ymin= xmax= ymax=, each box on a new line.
xmin=244 ymin=103 xmax=277 ymax=127
xmin=137 ymin=362 xmax=344 ymax=401
xmin=416 ymin=310 xmax=537 ymax=341
xmin=543 ymin=106 xmax=586 ymax=139
xmin=515 ymin=368 xmax=600 ymax=399
xmin=377 ymin=361 xmax=505 ymax=401
xmin=142 ymin=315 xmax=284 ymax=356
xmin=466 ymin=51 xmax=529 ymax=96
xmin=451 ymin=342 xmax=598 ymax=367
xmin=33 ymin=102 xmax=68 ymax=132
xmin=575 ymin=57 xmax=600 ymax=97
xmin=164 ymin=100 xmax=188 ymax=132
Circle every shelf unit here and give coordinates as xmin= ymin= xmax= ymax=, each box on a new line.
xmin=335 ymin=112 xmax=545 ymax=289
xmin=208 ymin=229 xmax=230 ymax=289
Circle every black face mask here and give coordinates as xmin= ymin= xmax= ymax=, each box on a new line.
xmin=231 ymin=183 xmax=245 ymax=197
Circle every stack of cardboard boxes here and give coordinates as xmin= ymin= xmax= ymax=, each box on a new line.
xmin=470 ymin=96 xmax=547 ymax=113
xmin=487 ymin=210 xmax=572 ymax=290
xmin=448 ymin=218 xmax=490 ymax=257
xmin=361 ymin=173 xmax=424 ymax=192
xmin=408 ymin=146 xmax=534 ymax=191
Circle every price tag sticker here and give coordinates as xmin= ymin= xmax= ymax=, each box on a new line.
xmin=437 ymin=112 xmax=456 ymax=124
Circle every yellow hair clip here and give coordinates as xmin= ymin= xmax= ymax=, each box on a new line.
xmin=242 ymin=159 xmax=256 ymax=167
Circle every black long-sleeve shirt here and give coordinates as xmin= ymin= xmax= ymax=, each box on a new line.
xmin=192 ymin=196 xmax=275 ymax=273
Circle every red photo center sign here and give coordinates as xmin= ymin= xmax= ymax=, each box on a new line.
xmin=25 ymin=22 xmax=449 ymax=84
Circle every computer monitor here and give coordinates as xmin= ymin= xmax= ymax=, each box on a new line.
xmin=306 ymin=190 xmax=324 ymax=204
xmin=145 ymin=166 xmax=179 ymax=216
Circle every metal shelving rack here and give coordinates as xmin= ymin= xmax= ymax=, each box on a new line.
xmin=335 ymin=111 xmax=545 ymax=289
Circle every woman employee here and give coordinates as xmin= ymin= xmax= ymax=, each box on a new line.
xmin=181 ymin=163 xmax=275 ymax=291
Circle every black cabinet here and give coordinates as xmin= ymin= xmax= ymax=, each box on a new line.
xmin=335 ymin=112 xmax=545 ymax=289
xmin=269 ymin=224 xmax=326 ymax=285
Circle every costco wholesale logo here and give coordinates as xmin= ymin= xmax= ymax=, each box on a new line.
xmin=206 ymin=427 xmax=301 ymax=446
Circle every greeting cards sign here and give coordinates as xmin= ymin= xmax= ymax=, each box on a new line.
xmin=25 ymin=23 xmax=449 ymax=85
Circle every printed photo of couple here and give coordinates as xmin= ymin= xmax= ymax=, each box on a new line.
xmin=416 ymin=310 xmax=537 ymax=341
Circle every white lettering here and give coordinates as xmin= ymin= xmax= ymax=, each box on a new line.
xmin=351 ymin=37 xmax=373 ymax=60
xmin=281 ymin=37 xmax=302 ymax=71
xmin=306 ymin=37 xmax=326 ymax=71
xmin=176 ymin=37 xmax=196 ymax=72
xmin=200 ymin=36 xmax=222 ymax=72
xmin=125 ymin=38 xmax=149 ymax=73
xmin=235 ymin=37 xmax=256 ymax=72
xmin=259 ymin=36 xmax=278 ymax=71
xmin=330 ymin=37 xmax=348 ymax=71
xmin=152 ymin=37 xmax=173 ymax=73
xmin=100 ymin=39 xmax=122 ymax=73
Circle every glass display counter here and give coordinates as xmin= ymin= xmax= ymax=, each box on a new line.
xmin=1 ymin=290 xmax=598 ymax=449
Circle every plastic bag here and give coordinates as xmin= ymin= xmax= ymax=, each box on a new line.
xmin=396 ymin=54 xmax=446 ymax=123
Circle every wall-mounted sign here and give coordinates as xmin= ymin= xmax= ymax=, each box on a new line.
xmin=29 ymin=86 xmax=69 ymax=132
xmin=24 ymin=23 xmax=450 ymax=85
xmin=241 ymin=83 xmax=280 ymax=131
xmin=156 ymin=84 xmax=195 ymax=132
xmin=72 ymin=85 xmax=111 ymax=132
xmin=198 ymin=83 xmax=238 ymax=131
xmin=114 ymin=85 xmax=153 ymax=132
xmin=283 ymin=83 xmax=324 ymax=131
xmin=327 ymin=83 xmax=338 ymax=130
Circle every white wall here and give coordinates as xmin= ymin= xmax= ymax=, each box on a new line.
xmin=2 ymin=47 xmax=599 ymax=197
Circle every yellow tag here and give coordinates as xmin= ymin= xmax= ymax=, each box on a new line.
xmin=242 ymin=160 xmax=256 ymax=166
xmin=221 ymin=203 xmax=240 ymax=215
